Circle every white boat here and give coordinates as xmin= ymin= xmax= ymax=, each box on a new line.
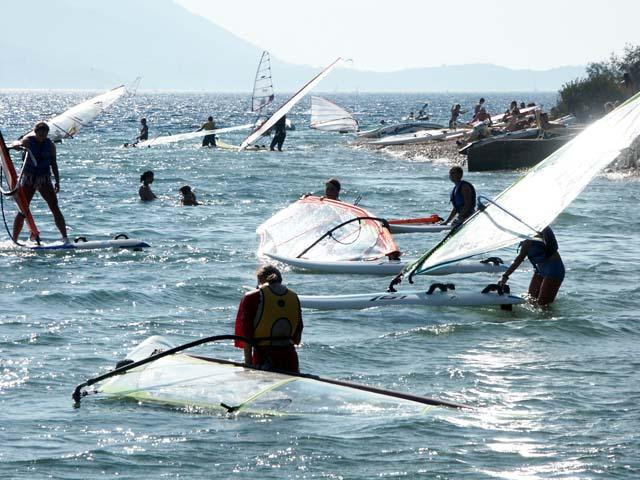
xmin=310 ymin=96 xmax=358 ymax=133
xmin=357 ymin=122 xmax=444 ymax=139
xmin=299 ymin=288 xmax=524 ymax=310
xmin=240 ymin=58 xmax=343 ymax=150
xmin=265 ymin=252 xmax=506 ymax=276
xmin=400 ymin=91 xmax=640 ymax=282
xmin=364 ymin=127 xmax=470 ymax=147
xmin=75 ymin=336 xmax=464 ymax=414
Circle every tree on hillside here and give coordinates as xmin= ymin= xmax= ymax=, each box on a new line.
xmin=554 ymin=44 xmax=640 ymax=121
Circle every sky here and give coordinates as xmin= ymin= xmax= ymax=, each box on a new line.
xmin=177 ymin=0 xmax=640 ymax=71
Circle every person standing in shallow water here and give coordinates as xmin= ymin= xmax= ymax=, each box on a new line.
xmin=270 ymin=115 xmax=287 ymax=151
xmin=179 ymin=185 xmax=199 ymax=206
xmin=234 ymin=265 xmax=303 ymax=373
xmin=12 ymin=122 xmax=69 ymax=243
xmin=137 ymin=118 xmax=148 ymax=142
xmin=498 ymin=226 xmax=565 ymax=305
xmin=139 ymin=171 xmax=157 ymax=201
xmin=442 ymin=166 xmax=476 ymax=228
xmin=197 ymin=116 xmax=216 ymax=147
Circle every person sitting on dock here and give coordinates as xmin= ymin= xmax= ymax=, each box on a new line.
xmin=473 ymin=98 xmax=486 ymax=117
xmin=472 ymin=107 xmax=492 ymax=124
xmin=197 ymin=116 xmax=216 ymax=147
xmin=139 ymin=171 xmax=157 ymax=201
xmin=179 ymin=185 xmax=199 ymax=206
xmin=498 ymin=226 xmax=564 ymax=306
xmin=442 ymin=166 xmax=476 ymax=228
xmin=234 ymin=265 xmax=303 ymax=373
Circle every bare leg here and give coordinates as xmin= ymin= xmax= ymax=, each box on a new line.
xmin=537 ymin=277 xmax=563 ymax=305
xmin=12 ymin=184 xmax=36 ymax=241
xmin=38 ymin=181 xmax=68 ymax=239
xmin=528 ymin=272 xmax=543 ymax=299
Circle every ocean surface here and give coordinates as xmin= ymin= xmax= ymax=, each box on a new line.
xmin=0 ymin=91 xmax=638 ymax=479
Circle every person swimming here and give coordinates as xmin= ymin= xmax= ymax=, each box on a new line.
xmin=139 ymin=171 xmax=157 ymax=201
xmin=179 ymin=185 xmax=199 ymax=206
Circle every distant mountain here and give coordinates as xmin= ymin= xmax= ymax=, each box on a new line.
xmin=0 ymin=0 xmax=584 ymax=92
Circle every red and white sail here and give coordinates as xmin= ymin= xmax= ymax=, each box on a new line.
xmin=257 ymin=195 xmax=399 ymax=261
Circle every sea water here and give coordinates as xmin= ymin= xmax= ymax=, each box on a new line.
xmin=0 ymin=91 xmax=638 ymax=479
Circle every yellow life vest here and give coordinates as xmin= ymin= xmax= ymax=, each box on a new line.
xmin=253 ymin=285 xmax=301 ymax=346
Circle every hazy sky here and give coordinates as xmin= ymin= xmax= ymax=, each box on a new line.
xmin=177 ymin=0 xmax=640 ymax=71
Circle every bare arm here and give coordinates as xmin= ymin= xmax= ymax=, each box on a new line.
xmin=442 ymin=207 xmax=457 ymax=225
xmin=499 ymin=241 xmax=529 ymax=284
xmin=50 ymin=142 xmax=60 ymax=192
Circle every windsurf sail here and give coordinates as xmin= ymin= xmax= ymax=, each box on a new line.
xmin=257 ymin=195 xmax=399 ymax=261
xmin=77 ymin=335 xmax=463 ymax=414
xmin=404 ymin=91 xmax=640 ymax=278
xmin=240 ymin=57 xmax=343 ymax=150
xmin=310 ymin=96 xmax=358 ymax=132
xmin=24 ymin=85 xmax=127 ymax=142
xmin=135 ymin=124 xmax=253 ymax=147
xmin=0 ymin=130 xmax=40 ymax=242
xmin=251 ymin=51 xmax=275 ymax=114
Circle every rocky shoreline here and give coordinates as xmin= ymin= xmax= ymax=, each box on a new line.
xmin=356 ymin=138 xmax=466 ymax=166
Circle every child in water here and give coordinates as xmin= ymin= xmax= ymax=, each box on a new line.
xmin=139 ymin=171 xmax=157 ymax=201
xmin=179 ymin=185 xmax=199 ymax=206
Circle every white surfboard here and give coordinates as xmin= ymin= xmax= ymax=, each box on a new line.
xmin=299 ymin=288 xmax=524 ymax=310
xmin=25 ymin=236 xmax=149 ymax=251
xmin=264 ymin=252 xmax=507 ymax=276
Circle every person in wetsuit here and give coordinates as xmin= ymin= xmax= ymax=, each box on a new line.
xmin=442 ymin=166 xmax=476 ymax=228
xmin=270 ymin=115 xmax=287 ymax=151
xmin=197 ymin=116 xmax=216 ymax=147
xmin=234 ymin=265 xmax=303 ymax=372
xmin=137 ymin=118 xmax=148 ymax=142
xmin=499 ymin=226 xmax=565 ymax=305
xmin=12 ymin=122 xmax=68 ymax=243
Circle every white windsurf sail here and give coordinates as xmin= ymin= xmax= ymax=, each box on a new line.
xmin=135 ymin=124 xmax=253 ymax=147
xmin=81 ymin=336 xmax=463 ymax=414
xmin=239 ymin=57 xmax=343 ymax=151
xmin=251 ymin=51 xmax=275 ymax=114
xmin=257 ymin=195 xmax=399 ymax=261
xmin=310 ymin=96 xmax=358 ymax=132
xmin=405 ymin=91 xmax=640 ymax=278
xmin=40 ymin=85 xmax=127 ymax=142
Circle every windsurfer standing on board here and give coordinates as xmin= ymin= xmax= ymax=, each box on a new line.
xmin=197 ymin=116 xmax=216 ymax=148
xmin=498 ymin=226 xmax=565 ymax=305
xmin=442 ymin=166 xmax=476 ymax=228
xmin=270 ymin=115 xmax=287 ymax=151
xmin=234 ymin=265 xmax=303 ymax=373
xmin=11 ymin=122 xmax=69 ymax=243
